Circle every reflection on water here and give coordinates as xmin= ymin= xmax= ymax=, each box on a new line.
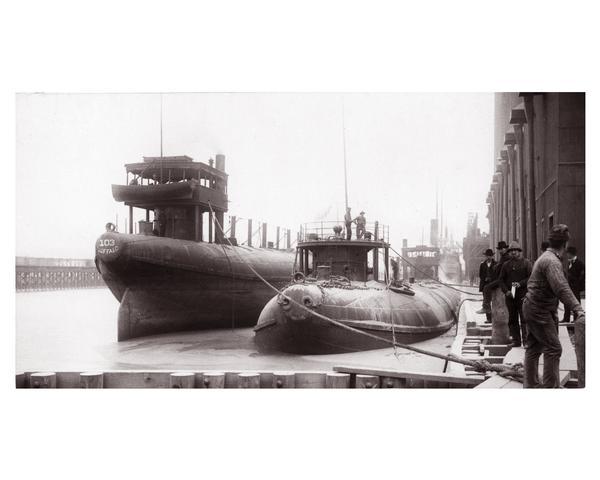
xmin=17 ymin=289 xmax=457 ymax=372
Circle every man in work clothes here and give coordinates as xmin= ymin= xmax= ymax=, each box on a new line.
xmin=344 ymin=207 xmax=354 ymax=240
xmin=499 ymin=241 xmax=532 ymax=347
xmin=356 ymin=211 xmax=366 ymax=239
xmin=523 ymin=224 xmax=585 ymax=388
xmin=477 ymin=248 xmax=496 ymax=322
xmin=477 ymin=241 xmax=510 ymax=318
xmin=563 ymin=246 xmax=585 ymax=322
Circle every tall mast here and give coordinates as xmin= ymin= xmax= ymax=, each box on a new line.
xmin=342 ymin=98 xmax=348 ymax=211
xmin=160 ymin=93 xmax=164 ymax=183
xmin=160 ymin=93 xmax=163 ymax=157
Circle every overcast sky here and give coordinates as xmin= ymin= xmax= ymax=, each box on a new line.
xmin=16 ymin=93 xmax=494 ymax=258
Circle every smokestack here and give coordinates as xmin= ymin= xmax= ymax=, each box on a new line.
xmin=215 ymin=154 xmax=225 ymax=172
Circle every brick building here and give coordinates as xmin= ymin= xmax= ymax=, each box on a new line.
xmin=486 ymin=93 xmax=585 ymax=261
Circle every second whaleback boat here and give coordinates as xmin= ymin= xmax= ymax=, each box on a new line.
xmin=254 ymin=221 xmax=460 ymax=354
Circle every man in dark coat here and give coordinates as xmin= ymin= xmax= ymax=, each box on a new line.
xmin=499 ymin=241 xmax=532 ymax=347
xmin=563 ymin=246 xmax=585 ymax=322
xmin=476 ymin=241 xmax=509 ymax=318
xmin=477 ymin=248 xmax=496 ymax=322
xmin=523 ymin=225 xmax=585 ymax=388
xmin=344 ymin=207 xmax=354 ymax=240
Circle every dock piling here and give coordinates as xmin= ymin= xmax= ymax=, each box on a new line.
xmin=80 ymin=372 xmax=104 ymax=388
xmin=381 ymin=377 xmax=405 ymax=388
xmin=273 ymin=372 xmax=295 ymax=388
xmin=574 ymin=316 xmax=585 ymax=388
xmin=238 ymin=373 xmax=261 ymax=388
xmin=202 ymin=372 xmax=225 ymax=389
xmin=326 ymin=372 xmax=350 ymax=388
xmin=355 ymin=374 xmax=379 ymax=388
xmin=169 ymin=372 xmax=195 ymax=388
xmin=30 ymin=372 xmax=56 ymax=388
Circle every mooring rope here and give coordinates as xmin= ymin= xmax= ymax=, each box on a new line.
xmin=207 ymin=203 xmax=522 ymax=381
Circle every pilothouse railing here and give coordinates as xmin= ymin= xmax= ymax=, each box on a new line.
xmin=299 ymin=221 xmax=389 ymax=243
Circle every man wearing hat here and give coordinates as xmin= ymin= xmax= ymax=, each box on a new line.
xmin=477 ymin=240 xmax=510 ymax=316
xmin=344 ymin=207 xmax=354 ymax=240
xmin=356 ymin=211 xmax=366 ymax=239
xmin=498 ymin=241 xmax=532 ymax=347
xmin=523 ymin=224 xmax=585 ymax=388
xmin=563 ymin=246 xmax=585 ymax=322
xmin=477 ymin=248 xmax=496 ymax=322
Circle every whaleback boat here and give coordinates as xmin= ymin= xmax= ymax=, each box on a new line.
xmin=95 ymin=154 xmax=295 ymax=341
xmin=254 ymin=221 xmax=461 ymax=354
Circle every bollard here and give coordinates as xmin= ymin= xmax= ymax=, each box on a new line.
xmin=16 ymin=372 xmax=26 ymax=388
xmin=259 ymin=372 xmax=275 ymax=389
xmin=574 ymin=316 xmax=585 ymax=388
xmin=202 ymin=372 xmax=225 ymax=389
xmin=491 ymin=288 xmax=510 ymax=344
xmin=273 ymin=372 xmax=295 ymax=388
xmin=326 ymin=372 xmax=350 ymax=388
xmin=30 ymin=372 xmax=57 ymax=389
xmin=170 ymin=372 xmax=195 ymax=389
xmin=80 ymin=372 xmax=104 ymax=388
xmin=381 ymin=376 xmax=405 ymax=388
xmin=238 ymin=373 xmax=261 ymax=388
xmin=355 ymin=374 xmax=379 ymax=388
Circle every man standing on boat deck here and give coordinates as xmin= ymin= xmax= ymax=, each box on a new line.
xmin=356 ymin=211 xmax=366 ymax=239
xmin=498 ymin=242 xmax=532 ymax=347
xmin=344 ymin=207 xmax=354 ymax=240
xmin=523 ymin=224 xmax=585 ymax=388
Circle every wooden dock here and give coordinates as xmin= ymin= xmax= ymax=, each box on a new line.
xmin=16 ymin=366 xmax=487 ymax=389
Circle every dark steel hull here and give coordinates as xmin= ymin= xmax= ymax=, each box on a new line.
xmin=254 ymin=281 xmax=459 ymax=354
xmin=95 ymin=232 xmax=295 ymax=340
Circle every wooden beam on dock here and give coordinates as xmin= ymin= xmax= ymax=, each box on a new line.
xmin=334 ymin=365 xmax=483 ymax=387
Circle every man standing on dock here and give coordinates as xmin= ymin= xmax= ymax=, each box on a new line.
xmin=476 ymin=241 xmax=509 ymax=320
xmin=477 ymin=248 xmax=496 ymax=322
xmin=499 ymin=242 xmax=532 ymax=347
xmin=523 ymin=225 xmax=585 ymax=388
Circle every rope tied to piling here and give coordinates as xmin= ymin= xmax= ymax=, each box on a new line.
xmin=207 ymin=202 xmax=521 ymax=381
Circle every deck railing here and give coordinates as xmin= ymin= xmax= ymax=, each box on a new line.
xmin=299 ymin=221 xmax=389 ymax=243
